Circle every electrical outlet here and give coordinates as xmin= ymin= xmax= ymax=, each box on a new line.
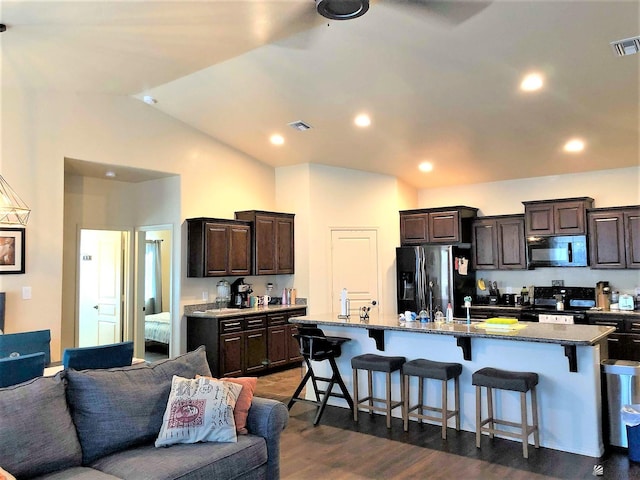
xmin=22 ymin=286 xmax=32 ymax=299
xmin=551 ymin=280 xmax=564 ymax=287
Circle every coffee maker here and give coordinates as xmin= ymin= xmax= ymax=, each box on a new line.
xmin=230 ymin=278 xmax=252 ymax=308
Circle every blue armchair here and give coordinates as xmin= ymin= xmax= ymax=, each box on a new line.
xmin=0 ymin=352 xmax=46 ymax=387
xmin=62 ymin=341 xmax=134 ymax=370
xmin=0 ymin=329 xmax=51 ymax=366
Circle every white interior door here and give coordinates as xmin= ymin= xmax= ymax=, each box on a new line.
xmin=78 ymin=229 xmax=123 ymax=346
xmin=330 ymin=229 xmax=380 ymax=315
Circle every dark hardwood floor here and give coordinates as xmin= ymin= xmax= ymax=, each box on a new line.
xmin=255 ymin=367 xmax=638 ymax=480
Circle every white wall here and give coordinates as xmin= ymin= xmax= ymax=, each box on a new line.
xmin=3 ymin=88 xmax=276 ymax=359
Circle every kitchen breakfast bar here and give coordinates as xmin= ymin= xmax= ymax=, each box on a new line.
xmin=290 ymin=313 xmax=615 ymax=457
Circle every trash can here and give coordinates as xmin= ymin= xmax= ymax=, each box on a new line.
xmin=601 ymin=360 xmax=640 ymax=448
xmin=622 ymin=405 xmax=640 ymax=462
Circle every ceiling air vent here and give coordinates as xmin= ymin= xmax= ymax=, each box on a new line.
xmin=610 ymin=35 xmax=640 ymax=56
xmin=288 ymin=120 xmax=312 ymax=131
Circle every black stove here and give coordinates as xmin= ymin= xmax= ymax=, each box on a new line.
xmin=521 ymin=286 xmax=596 ymax=323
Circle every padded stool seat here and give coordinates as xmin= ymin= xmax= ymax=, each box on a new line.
xmin=351 ymin=354 xmax=406 ymax=429
xmin=472 ymin=367 xmax=540 ymax=458
xmin=402 ymin=359 xmax=462 ymax=438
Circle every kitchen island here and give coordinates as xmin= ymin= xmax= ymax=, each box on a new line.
xmin=290 ymin=313 xmax=615 ymax=457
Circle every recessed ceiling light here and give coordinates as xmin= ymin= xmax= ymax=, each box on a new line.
xmin=520 ymin=73 xmax=544 ymax=92
xmin=354 ymin=114 xmax=371 ymax=128
xmin=563 ymin=138 xmax=585 ymax=153
xmin=105 ymin=171 xmax=116 ymax=178
xmin=270 ymin=134 xmax=285 ymax=146
xmin=418 ymin=162 xmax=434 ymax=173
xmin=143 ymin=95 xmax=157 ymax=105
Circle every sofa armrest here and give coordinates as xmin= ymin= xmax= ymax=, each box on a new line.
xmin=246 ymin=396 xmax=289 ymax=480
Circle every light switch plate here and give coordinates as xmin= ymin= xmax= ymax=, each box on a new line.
xmin=22 ymin=286 xmax=32 ymax=299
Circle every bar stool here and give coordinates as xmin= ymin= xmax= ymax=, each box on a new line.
xmin=402 ymin=358 xmax=462 ymax=439
xmin=472 ymin=367 xmax=540 ymax=458
xmin=351 ymin=353 xmax=406 ymax=428
xmin=287 ymin=327 xmax=354 ymax=425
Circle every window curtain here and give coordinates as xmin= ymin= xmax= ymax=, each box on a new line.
xmin=145 ymin=240 xmax=163 ymax=314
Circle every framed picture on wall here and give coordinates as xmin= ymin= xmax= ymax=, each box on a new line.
xmin=0 ymin=227 xmax=25 ymax=274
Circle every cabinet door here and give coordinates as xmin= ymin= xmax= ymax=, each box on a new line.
xmin=268 ymin=326 xmax=288 ymax=367
xmin=244 ymin=329 xmax=267 ymax=374
xmin=588 ymin=211 xmax=626 ymax=269
xmin=625 ymin=209 xmax=640 ymax=268
xmin=287 ymin=324 xmax=303 ymax=363
xmin=400 ymin=213 xmax=429 ymax=245
xmin=204 ymin=223 xmax=229 ymax=276
xmin=228 ymin=224 xmax=251 ymax=275
xmin=497 ymin=217 xmax=526 ymax=269
xmin=525 ymin=204 xmax=555 ymax=236
xmin=255 ymin=216 xmax=277 ymax=275
xmin=472 ymin=219 xmax=498 ymax=269
xmin=555 ymin=201 xmax=587 ymax=235
xmin=429 ymin=211 xmax=459 ymax=243
xmin=276 ymin=216 xmax=295 ymax=274
xmin=220 ymin=332 xmax=244 ymax=377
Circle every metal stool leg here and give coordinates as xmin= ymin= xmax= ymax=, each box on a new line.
xmin=454 ymin=376 xmax=460 ymax=431
xmin=487 ymin=386 xmax=495 ymax=439
xmin=403 ymin=374 xmax=409 ymax=431
xmin=368 ymin=370 xmax=374 ymax=417
xmin=386 ymin=371 xmax=392 ymax=428
xmin=521 ymin=391 xmax=529 ymax=458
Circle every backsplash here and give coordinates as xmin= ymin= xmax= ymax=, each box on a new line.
xmin=475 ymin=267 xmax=639 ymax=297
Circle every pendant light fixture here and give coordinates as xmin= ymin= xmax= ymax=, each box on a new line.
xmin=0 ymin=175 xmax=30 ymax=225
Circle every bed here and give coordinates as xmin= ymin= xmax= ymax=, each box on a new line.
xmin=145 ymin=311 xmax=171 ymax=347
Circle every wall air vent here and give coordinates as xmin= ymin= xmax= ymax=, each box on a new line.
xmin=610 ymin=35 xmax=640 ymax=56
xmin=288 ymin=120 xmax=312 ymax=131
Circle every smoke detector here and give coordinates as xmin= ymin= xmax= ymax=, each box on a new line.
xmin=288 ymin=121 xmax=312 ymax=131
xmin=611 ymin=35 xmax=640 ymax=56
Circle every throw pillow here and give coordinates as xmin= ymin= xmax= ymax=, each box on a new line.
xmin=0 ymin=467 xmax=16 ymax=480
xmin=155 ymin=376 xmax=242 ymax=447
xmin=66 ymin=345 xmax=212 ymax=464
xmin=197 ymin=375 xmax=257 ymax=434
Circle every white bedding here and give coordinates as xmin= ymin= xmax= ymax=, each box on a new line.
xmin=145 ymin=312 xmax=171 ymax=344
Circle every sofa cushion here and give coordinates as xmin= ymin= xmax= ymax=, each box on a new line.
xmin=31 ymin=467 xmax=122 ymax=480
xmin=155 ymin=376 xmax=241 ymax=447
xmin=0 ymin=374 xmax=83 ymax=478
xmin=66 ymin=346 xmax=211 ymax=464
xmin=91 ymin=436 xmax=268 ymax=480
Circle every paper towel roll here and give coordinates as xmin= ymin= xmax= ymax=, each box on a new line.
xmin=340 ymin=288 xmax=348 ymax=316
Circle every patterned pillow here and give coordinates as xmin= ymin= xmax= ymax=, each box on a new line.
xmin=197 ymin=376 xmax=257 ymax=434
xmin=155 ymin=376 xmax=242 ymax=447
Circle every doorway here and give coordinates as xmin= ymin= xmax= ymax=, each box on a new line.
xmin=77 ymin=229 xmax=130 ymax=347
xmin=330 ymin=229 xmax=380 ymax=315
xmin=137 ymin=226 xmax=172 ymax=362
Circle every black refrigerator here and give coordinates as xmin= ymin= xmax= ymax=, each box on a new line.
xmin=396 ymin=245 xmax=475 ymax=318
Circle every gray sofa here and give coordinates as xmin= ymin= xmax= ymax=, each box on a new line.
xmin=0 ymin=346 xmax=288 ymax=480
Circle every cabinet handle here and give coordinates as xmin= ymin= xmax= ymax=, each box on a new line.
xmin=224 ymin=322 xmax=241 ymax=327
xmin=608 ymin=338 xmax=620 ymax=343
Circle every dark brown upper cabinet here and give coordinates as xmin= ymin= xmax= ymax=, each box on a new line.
xmin=400 ymin=206 xmax=478 ymax=245
xmin=523 ymin=197 xmax=594 ymax=236
xmin=472 ymin=215 xmax=526 ymax=270
xmin=186 ymin=218 xmax=251 ymax=277
xmin=235 ymin=210 xmax=295 ymax=275
xmin=588 ymin=206 xmax=640 ymax=269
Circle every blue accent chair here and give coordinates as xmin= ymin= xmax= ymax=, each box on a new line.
xmin=62 ymin=341 xmax=134 ymax=370
xmin=0 ymin=329 xmax=51 ymax=366
xmin=0 ymin=352 xmax=46 ymax=387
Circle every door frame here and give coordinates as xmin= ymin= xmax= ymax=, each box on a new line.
xmin=135 ymin=224 xmax=174 ymax=359
xmin=75 ymin=225 xmax=133 ymax=346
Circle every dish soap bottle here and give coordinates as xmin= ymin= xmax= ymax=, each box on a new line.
xmin=446 ymin=303 xmax=453 ymax=323
xmin=520 ymin=286 xmax=529 ymax=305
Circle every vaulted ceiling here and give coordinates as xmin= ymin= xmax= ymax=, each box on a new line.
xmin=2 ymin=1 xmax=638 ymax=188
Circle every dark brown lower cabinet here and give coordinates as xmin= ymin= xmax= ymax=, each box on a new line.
xmin=187 ymin=308 xmax=306 ymax=377
xmin=588 ymin=314 xmax=640 ymax=361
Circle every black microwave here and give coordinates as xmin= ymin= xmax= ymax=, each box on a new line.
xmin=526 ymin=235 xmax=588 ymax=268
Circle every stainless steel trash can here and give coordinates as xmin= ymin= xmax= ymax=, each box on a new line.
xmin=602 ymin=360 xmax=640 ymax=447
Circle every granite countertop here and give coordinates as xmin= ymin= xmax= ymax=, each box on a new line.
xmin=469 ymin=305 xmax=527 ymax=311
xmin=585 ymin=309 xmax=640 ymax=318
xmin=185 ymin=303 xmax=307 ymax=318
xmin=290 ymin=312 xmax=615 ymax=346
